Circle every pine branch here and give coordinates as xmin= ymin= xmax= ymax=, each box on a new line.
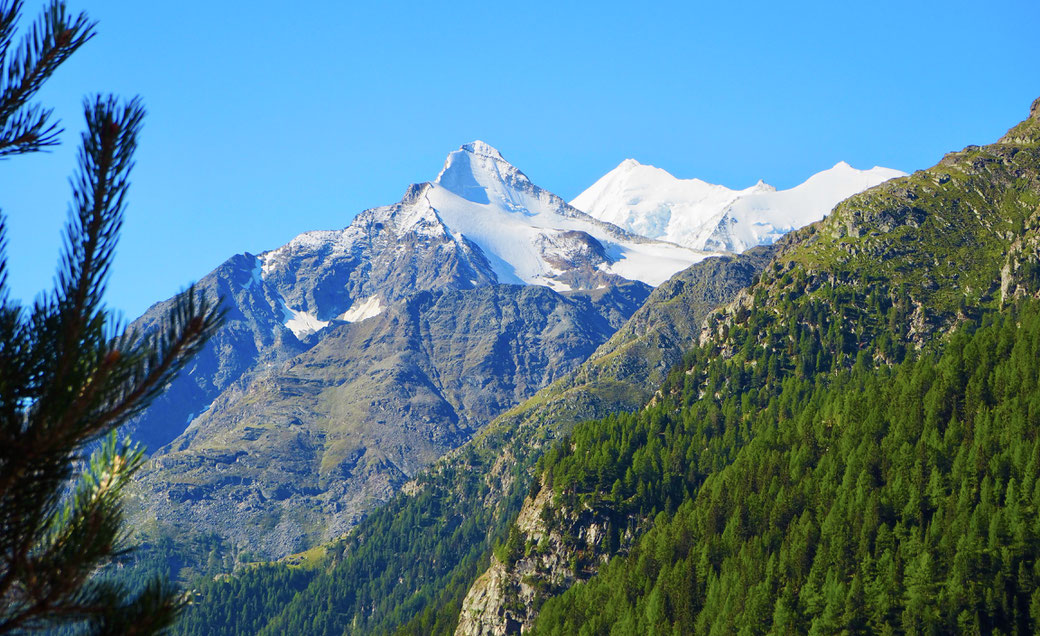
xmin=0 ymin=434 xmax=184 ymax=634
xmin=0 ymin=218 xmax=30 ymax=433
xmin=54 ymin=285 xmax=224 ymax=441
xmin=0 ymin=0 xmax=94 ymax=157
xmin=28 ymin=95 xmax=144 ymax=444
xmin=0 ymin=93 xmax=223 ymax=633
xmin=0 ymin=1 xmax=23 ymax=82
xmin=0 ymin=100 xmax=57 ymax=157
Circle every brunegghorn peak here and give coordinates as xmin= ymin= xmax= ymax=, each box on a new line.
xmin=571 ymin=158 xmax=905 ymax=252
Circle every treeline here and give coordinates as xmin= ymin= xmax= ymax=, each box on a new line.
xmin=533 ymin=302 xmax=1040 ymax=634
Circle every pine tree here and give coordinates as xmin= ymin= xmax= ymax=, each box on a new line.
xmin=0 ymin=2 xmax=223 ymax=633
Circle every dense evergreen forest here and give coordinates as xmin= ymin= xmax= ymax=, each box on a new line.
xmin=533 ymin=301 xmax=1040 ymax=633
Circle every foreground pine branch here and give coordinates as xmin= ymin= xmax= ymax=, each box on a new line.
xmin=0 ymin=5 xmax=224 ymax=631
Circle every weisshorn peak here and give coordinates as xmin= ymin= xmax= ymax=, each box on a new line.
xmin=571 ymin=158 xmax=905 ymax=252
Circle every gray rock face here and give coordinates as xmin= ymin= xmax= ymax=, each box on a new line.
xmin=257 ymin=184 xmax=501 ymax=321
xmin=129 ymin=276 xmax=649 ymax=557
xmin=122 ymin=141 xmax=707 ymax=562
xmin=123 ymin=253 xmax=308 ymax=454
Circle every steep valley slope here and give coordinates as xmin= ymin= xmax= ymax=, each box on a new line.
xmin=454 ymin=96 xmax=1040 ymax=634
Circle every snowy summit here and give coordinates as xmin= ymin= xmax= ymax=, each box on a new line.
xmin=425 ymin=140 xmax=716 ymax=289
xmin=249 ymin=142 xmax=721 ymax=341
xmin=571 ymin=159 xmax=906 ymax=253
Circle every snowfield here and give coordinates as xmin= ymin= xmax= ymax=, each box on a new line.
xmin=571 ymin=158 xmax=905 ymax=253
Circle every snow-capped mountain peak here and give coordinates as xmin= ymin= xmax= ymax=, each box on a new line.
xmin=462 ymin=139 xmax=506 ymax=161
xmin=751 ymin=179 xmax=776 ymax=193
xmin=435 ymin=140 xmax=533 ymax=206
xmin=571 ymin=159 xmax=763 ymax=244
xmin=253 ymin=143 xmax=717 ymax=341
xmin=571 ymin=159 xmax=905 ymax=253
xmin=426 ymin=142 xmax=715 ymax=288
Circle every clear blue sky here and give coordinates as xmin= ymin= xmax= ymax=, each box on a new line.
xmin=1 ymin=0 xmax=1038 ymax=319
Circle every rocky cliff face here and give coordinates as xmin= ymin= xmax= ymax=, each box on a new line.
xmin=456 ymin=482 xmax=635 ymax=635
xmin=130 ymin=282 xmax=650 ymax=557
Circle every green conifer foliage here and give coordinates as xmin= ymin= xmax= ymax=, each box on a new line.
xmin=534 ymin=304 xmax=1040 ymax=634
xmin=0 ymin=3 xmax=223 ymax=632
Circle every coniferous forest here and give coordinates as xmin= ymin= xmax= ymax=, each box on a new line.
xmin=535 ymin=301 xmax=1040 ymax=634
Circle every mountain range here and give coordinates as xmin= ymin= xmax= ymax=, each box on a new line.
xmin=571 ymin=157 xmax=904 ymax=252
xmin=124 ymin=139 xmax=895 ymax=561
xmin=149 ymin=96 xmax=1040 ymax=635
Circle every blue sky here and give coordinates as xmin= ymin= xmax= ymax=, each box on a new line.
xmin=1 ymin=0 xmax=1038 ymax=319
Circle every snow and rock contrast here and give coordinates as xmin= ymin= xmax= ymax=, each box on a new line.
xmin=239 ymin=142 xmax=719 ymax=340
xmin=426 ymin=141 xmax=715 ymax=288
xmin=571 ymin=158 xmax=905 ymax=253
xmin=134 ymin=142 xmax=727 ymax=457
xmin=125 ymin=140 xmax=905 ymax=563
xmin=125 ymin=141 xmax=712 ymax=560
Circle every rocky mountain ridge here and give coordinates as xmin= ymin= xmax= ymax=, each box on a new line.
xmin=124 ymin=142 xmax=717 ymax=560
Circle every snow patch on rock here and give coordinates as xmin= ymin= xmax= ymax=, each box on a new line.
xmin=279 ymin=301 xmax=329 ymax=338
xmin=339 ymin=296 xmax=385 ymax=323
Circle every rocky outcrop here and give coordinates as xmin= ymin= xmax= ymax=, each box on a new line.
xmin=456 ymin=483 xmax=636 ymax=635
